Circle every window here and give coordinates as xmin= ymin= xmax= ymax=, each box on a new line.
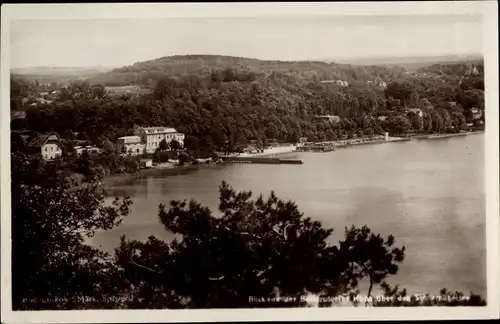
xmin=51 ymin=147 xmax=54 ymax=151
xmin=45 ymin=147 xmax=48 ymax=152
xmin=136 ymin=149 xmax=140 ymax=153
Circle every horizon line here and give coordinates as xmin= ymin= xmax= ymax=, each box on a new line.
xmin=10 ymin=52 xmax=484 ymax=70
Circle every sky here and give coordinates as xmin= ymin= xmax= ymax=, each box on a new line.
xmin=10 ymin=15 xmax=482 ymax=68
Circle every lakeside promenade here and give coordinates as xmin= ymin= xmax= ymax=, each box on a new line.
xmin=100 ymin=131 xmax=483 ymax=189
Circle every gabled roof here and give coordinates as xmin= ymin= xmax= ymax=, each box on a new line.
xmin=139 ymin=126 xmax=178 ymax=133
xmin=27 ymin=134 xmax=61 ymax=148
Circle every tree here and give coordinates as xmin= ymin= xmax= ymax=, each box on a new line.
xmin=408 ymin=113 xmax=423 ymax=133
xmin=11 ymin=133 xmax=27 ymax=153
xmin=91 ymin=84 xmax=106 ymax=99
xmin=114 ymin=181 xmax=406 ymax=308
xmin=11 ymin=152 xmax=132 ymax=310
xmin=159 ymin=138 xmax=169 ymax=151
xmin=335 ymin=226 xmax=404 ymax=305
xmin=388 ymin=116 xmax=412 ymax=135
xmin=385 ymin=81 xmax=416 ymax=107
xmin=169 ymin=139 xmax=182 ymax=151
xmin=183 ymin=135 xmax=200 ymax=152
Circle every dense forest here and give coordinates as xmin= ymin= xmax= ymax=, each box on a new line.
xmin=87 ymin=54 xmax=407 ymax=86
xmin=11 ymin=55 xmax=485 ymax=158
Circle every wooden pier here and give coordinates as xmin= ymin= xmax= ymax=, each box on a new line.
xmin=296 ymin=144 xmax=337 ymax=152
xmin=224 ymin=156 xmax=303 ymax=164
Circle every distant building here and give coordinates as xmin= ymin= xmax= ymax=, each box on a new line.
xmin=320 ymin=80 xmax=348 ymax=87
xmin=140 ymin=158 xmax=153 ymax=169
xmin=466 ymin=64 xmax=479 ymax=76
xmin=74 ymin=145 xmax=101 ymax=156
xmin=134 ymin=126 xmax=185 ymax=154
xmin=378 ymin=116 xmax=388 ymax=122
xmin=36 ymin=98 xmax=53 ymax=105
xmin=313 ymin=115 xmax=341 ymax=123
xmin=116 ymin=136 xmax=145 ymax=156
xmin=471 ymin=107 xmax=482 ymax=120
xmin=27 ymin=134 xmax=63 ymax=161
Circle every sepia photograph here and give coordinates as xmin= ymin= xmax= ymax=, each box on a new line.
xmin=1 ymin=2 xmax=499 ymax=323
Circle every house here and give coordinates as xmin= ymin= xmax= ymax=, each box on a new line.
xmin=36 ymin=98 xmax=53 ymax=105
xmin=134 ymin=126 xmax=185 ymax=154
xmin=116 ymin=136 xmax=145 ymax=156
xmin=320 ymin=80 xmax=349 ymax=87
xmin=471 ymin=107 xmax=482 ymax=120
xmin=313 ymin=115 xmax=341 ymax=123
xmin=74 ymin=145 xmax=101 ymax=156
xmin=378 ymin=116 xmax=388 ymax=122
xmin=27 ymin=134 xmax=63 ymax=161
xmin=140 ymin=158 xmax=153 ymax=169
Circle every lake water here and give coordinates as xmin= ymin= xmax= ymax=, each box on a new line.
xmin=89 ymin=134 xmax=486 ymax=298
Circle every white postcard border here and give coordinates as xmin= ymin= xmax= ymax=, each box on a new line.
xmin=1 ymin=2 xmax=498 ymax=323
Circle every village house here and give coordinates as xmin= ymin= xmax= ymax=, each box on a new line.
xmin=139 ymin=158 xmax=153 ymax=169
xmin=313 ymin=115 xmax=341 ymax=123
xmin=367 ymin=80 xmax=387 ymax=88
xmin=116 ymin=136 xmax=145 ymax=156
xmin=320 ymin=80 xmax=349 ymax=87
xmin=74 ymin=145 xmax=101 ymax=156
xmin=471 ymin=107 xmax=483 ymax=120
xmin=27 ymin=134 xmax=63 ymax=161
xmin=134 ymin=126 xmax=185 ymax=154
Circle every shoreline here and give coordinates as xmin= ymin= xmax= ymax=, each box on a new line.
xmin=410 ymin=131 xmax=484 ymax=140
xmin=101 ymin=131 xmax=484 ymax=188
xmin=101 ymin=163 xmax=213 ymax=189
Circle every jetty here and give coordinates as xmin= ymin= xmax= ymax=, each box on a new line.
xmin=223 ymin=156 xmax=303 ymax=164
xmin=296 ymin=143 xmax=337 ymax=152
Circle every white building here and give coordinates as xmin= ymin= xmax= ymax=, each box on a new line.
xmin=140 ymin=158 xmax=153 ymax=168
xmin=134 ymin=126 xmax=185 ymax=154
xmin=320 ymin=80 xmax=349 ymax=87
xmin=313 ymin=115 xmax=341 ymax=123
xmin=116 ymin=136 xmax=145 ymax=156
xmin=471 ymin=107 xmax=482 ymax=120
xmin=74 ymin=145 xmax=101 ymax=156
xmin=28 ymin=134 xmax=63 ymax=161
